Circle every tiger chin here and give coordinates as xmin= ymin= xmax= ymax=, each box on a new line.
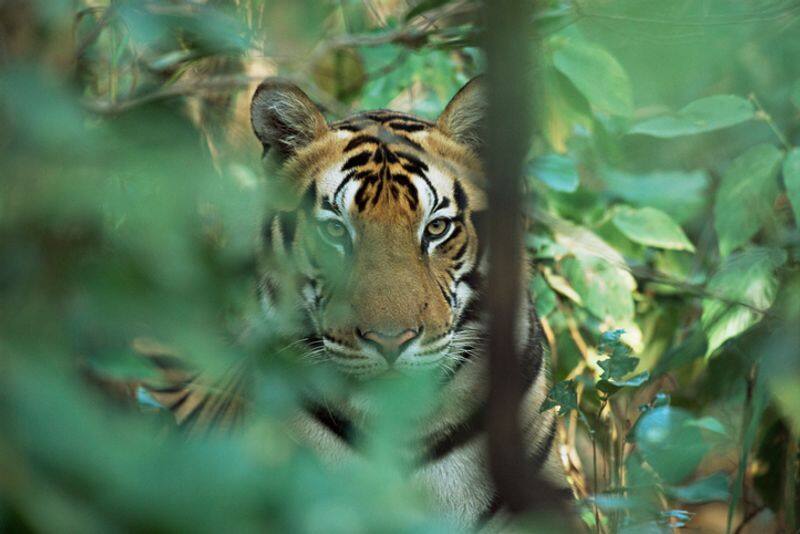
xmin=143 ymin=77 xmax=571 ymax=527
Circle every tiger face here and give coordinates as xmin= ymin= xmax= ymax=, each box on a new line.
xmin=251 ymin=78 xmax=488 ymax=378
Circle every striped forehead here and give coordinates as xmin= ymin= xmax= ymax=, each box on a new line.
xmin=314 ymin=116 xmax=461 ymax=219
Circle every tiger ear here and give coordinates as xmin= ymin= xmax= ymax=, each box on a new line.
xmin=250 ymin=77 xmax=328 ymax=161
xmin=436 ymin=76 xmax=486 ymax=152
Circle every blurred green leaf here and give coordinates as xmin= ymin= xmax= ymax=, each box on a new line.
xmin=783 ymin=147 xmax=800 ymax=225
xmin=629 ymin=95 xmax=755 ymax=138
xmin=702 ymin=247 xmax=787 ymax=356
xmin=714 ymin=144 xmax=783 ymax=258
xmin=601 ymin=169 xmax=709 ymax=224
xmin=552 ymin=37 xmax=633 ymax=117
xmin=531 ymin=273 xmax=557 ymax=317
xmin=791 ymin=79 xmax=800 ymax=110
xmin=612 ymin=206 xmax=695 ymax=252
xmin=635 ymin=407 xmax=709 ymax=485
xmin=528 ymin=154 xmax=580 ymax=192
xmin=404 ymin=0 xmax=451 ymax=21
xmin=666 ymin=473 xmax=730 ymax=503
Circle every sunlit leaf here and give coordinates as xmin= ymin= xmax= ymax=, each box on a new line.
xmin=714 ymin=144 xmax=783 ymax=257
xmin=629 ymin=95 xmax=755 ymax=138
xmin=562 ymin=255 xmax=636 ymax=323
xmin=701 ymin=247 xmax=787 ymax=356
xmin=612 ymin=206 xmax=695 ymax=252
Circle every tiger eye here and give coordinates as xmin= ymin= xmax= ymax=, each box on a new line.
xmin=323 ymin=220 xmax=346 ymax=240
xmin=425 ymin=219 xmax=450 ymax=238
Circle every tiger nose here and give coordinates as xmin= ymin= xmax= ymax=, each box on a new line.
xmin=357 ymin=327 xmax=421 ymax=363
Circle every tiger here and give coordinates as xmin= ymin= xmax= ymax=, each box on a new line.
xmin=142 ymin=76 xmax=571 ymax=527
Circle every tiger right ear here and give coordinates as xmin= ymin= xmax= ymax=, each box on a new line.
xmin=250 ymin=78 xmax=328 ymax=161
xmin=436 ymin=76 xmax=486 ymax=153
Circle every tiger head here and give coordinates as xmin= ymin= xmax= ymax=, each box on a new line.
xmin=251 ymin=78 xmax=488 ymax=378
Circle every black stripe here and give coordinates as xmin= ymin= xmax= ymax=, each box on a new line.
xmin=388 ymin=121 xmax=427 ymax=132
xmin=422 ymin=406 xmax=486 ymax=463
xmin=529 ymin=417 xmax=558 ymax=473
xmin=305 ymin=402 xmax=355 ymax=444
xmin=478 ymin=494 xmax=503 ymax=525
xmin=452 ymin=241 xmax=468 ymax=261
xmin=335 ymin=123 xmax=363 ymax=132
xmin=395 ymin=151 xmax=429 ymax=173
xmin=340 ymin=151 xmax=372 ymax=172
xmin=454 ymin=180 xmax=468 ymax=210
xmin=344 ymin=135 xmax=381 ymax=152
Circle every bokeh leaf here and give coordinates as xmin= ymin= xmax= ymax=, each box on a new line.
xmin=552 ymin=38 xmax=633 ymax=117
xmin=601 ymin=169 xmax=709 ymax=224
xmin=635 ymin=407 xmax=709 ymax=485
xmin=783 ymin=147 xmax=800 ymax=225
xmin=629 ymin=95 xmax=754 ymax=138
xmin=714 ymin=144 xmax=783 ymax=258
xmin=528 ymin=154 xmax=580 ymax=192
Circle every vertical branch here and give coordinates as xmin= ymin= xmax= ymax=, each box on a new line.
xmin=483 ymin=0 xmax=565 ymax=517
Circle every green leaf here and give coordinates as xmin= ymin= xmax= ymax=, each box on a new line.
xmin=635 ymin=406 xmax=709 ymax=485
xmin=629 ymin=95 xmax=755 ymax=138
xmin=599 ymin=355 xmax=639 ymax=381
xmin=552 ymin=38 xmax=633 ymax=117
xmin=542 ymin=267 xmax=582 ymax=305
xmin=540 ymin=379 xmax=578 ymax=416
xmin=666 ymin=473 xmax=730 ymax=504
xmin=530 ymin=274 xmax=556 ymax=317
xmin=701 ymin=247 xmax=787 ymax=356
xmin=562 ymin=255 xmax=636 ymax=323
xmin=791 ymin=79 xmax=800 ymax=110
xmin=612 ymin=206 xmax=695 ymax=252
xmin=609 ymin=371 xmax=650 ymax=388
xmin=714 ymin=144 xmax=783 ymax=257
xmin=602 ymin=169 xmax=709 ymax=224
xmin=783 ymin=147 xmax=800 ymax=225
xmin=528 ymin=154 xmax=579 ymax=192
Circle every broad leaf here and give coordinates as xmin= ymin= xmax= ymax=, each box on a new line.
xmin=701 ymin=247 xmax=787 ymax=356
xmin=612 ymin=206 xmax=695 ymax=252
xmin=629 ymin=95 xmax=755 ymax=138
xmin=552 ymin=38 xmax=633 ymax=117
xmin=562 ymin=255 xmax=636 ymax=323
xmin=602 ymin=169 xmax=709 ymax=224
xmin=784 ymin=147 xmax=800 ymax=225
xmin=528 ymin=154 xmax=579 ymax=192
xmin=714 ymin=144 xmax=782 ymax=257
xmin=635 ymin=406 xmax=709 ymax=485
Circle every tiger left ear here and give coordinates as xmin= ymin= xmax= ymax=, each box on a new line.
xmin=436 ymin=76 xmax=486 ymax=152
xmin=250 ymin=77 xmax=328 ymax=162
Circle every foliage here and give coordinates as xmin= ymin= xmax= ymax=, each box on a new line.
xmin=2 ymin=0 xmax=800 ymax=533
